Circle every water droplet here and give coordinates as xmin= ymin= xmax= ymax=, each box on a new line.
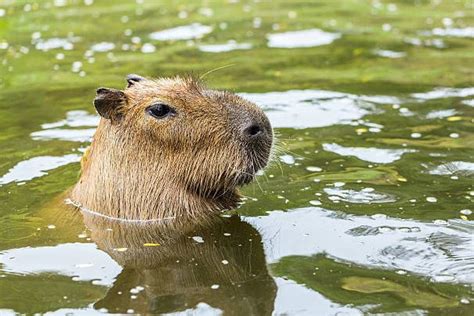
xmin=211 ymin=284 xmax=219 ymax=289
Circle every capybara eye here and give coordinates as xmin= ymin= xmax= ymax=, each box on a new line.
xmin=146 ymin=103 xmax=175 ymax=119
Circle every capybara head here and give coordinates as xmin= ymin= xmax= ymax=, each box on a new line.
xmin=71 ymin=75 xmax=273 ymax=220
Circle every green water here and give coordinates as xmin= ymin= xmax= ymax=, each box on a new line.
xmin=0 ymin=0 xmax=473 ymax=315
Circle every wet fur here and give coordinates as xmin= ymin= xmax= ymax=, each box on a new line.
xmin=71 ymin=76 xmax=272 ymax=220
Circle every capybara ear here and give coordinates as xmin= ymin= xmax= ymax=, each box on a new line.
xmin=94 ymin=88 xmax=126 ymax=121
xmin=126 ymin=74 xmax=145 ymax=88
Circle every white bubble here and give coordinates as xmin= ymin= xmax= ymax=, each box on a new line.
xmin=426 ymin=197 xmax=437 ymax=203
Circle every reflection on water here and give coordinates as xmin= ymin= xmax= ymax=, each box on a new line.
xmin=0 ymin=212 xmax=276 ymax=315
xmin=266 ymin=28 xmax=341 ymax=48
xmin=149 ymin=23 xmax=213 ymax=41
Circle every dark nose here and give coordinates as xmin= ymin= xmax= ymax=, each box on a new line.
xmin=243 ymin=123 xmax=264 ymax=138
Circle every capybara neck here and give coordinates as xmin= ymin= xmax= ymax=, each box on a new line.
xmin=70 ymin=75 xmax=272 ymax=221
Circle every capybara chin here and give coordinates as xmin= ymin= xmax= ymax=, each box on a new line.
xmin=70 ymin=74 xmax=273 ymax=221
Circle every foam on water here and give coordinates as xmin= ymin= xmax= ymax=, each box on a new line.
xmin=266 ymin=28 xmax=341 ymax=48
xmin=0 ymin=154 xmax=81 ymax=185
xmin=322 ymin=143 xmax=416 ymax=164
xmin=244 ymin=207 xmax=474 ymax=284
xmin=149 ymin=23 xmax=212 ymax=41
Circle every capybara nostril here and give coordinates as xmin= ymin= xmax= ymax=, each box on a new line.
xmin=244 ymin=123 xmax=264 ymax=138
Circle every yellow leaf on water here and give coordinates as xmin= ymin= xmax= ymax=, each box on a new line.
xmin=397 ymin=177 xmax=407 ymax=182
xmin=356 ymin=128 xmax=368 ymax=134
xmin=447 ymin=116 xmax=462 ymax=121
xmin=143 ymin=243 xmax=161 ymax=247
xmin=460 ymin=215 xmax=468 ymax=221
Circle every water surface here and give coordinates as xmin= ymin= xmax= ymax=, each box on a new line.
xmin=0 ymin=0 xmax=473 ymax=315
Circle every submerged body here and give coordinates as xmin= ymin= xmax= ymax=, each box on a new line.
xmin=71 ymin=75 xmax=273 ymax=221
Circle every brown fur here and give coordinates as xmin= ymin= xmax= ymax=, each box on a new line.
xmin=81 ymin=211 xmax=276 ymax=315
xmin=71 ymin=75 xmax=272 ymax=220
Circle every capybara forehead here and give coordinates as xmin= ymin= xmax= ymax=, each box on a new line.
xmin=124 ymin=76 xmax=250 ymax=111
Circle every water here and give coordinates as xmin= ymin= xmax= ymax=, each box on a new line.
xmin=0 ymin=0 xmax=473 ymax=315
